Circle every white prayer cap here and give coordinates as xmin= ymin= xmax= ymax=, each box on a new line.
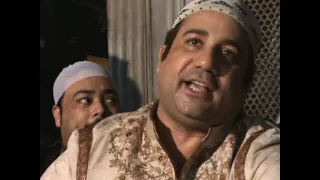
xmin=53 ymin=61 xmax=110 ymax=105
xmin=172 ymin=0 xmax=261 ymax=59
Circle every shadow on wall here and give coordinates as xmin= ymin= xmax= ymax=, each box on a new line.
xmin=108 ymin=56 xmax=142 ymax=113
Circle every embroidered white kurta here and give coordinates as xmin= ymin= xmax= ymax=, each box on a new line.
xmin=41 ymin=102 xmax=280 ymax=180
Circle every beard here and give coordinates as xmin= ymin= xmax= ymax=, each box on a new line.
xmin=173 ymin=91 xmax=214 ymax=121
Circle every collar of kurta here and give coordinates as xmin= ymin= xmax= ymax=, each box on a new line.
xmin=146 ymin=100 xmax=244 ymax=149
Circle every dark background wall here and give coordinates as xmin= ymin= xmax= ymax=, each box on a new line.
xmin=40 ymin=0 xmax=108 ymax=145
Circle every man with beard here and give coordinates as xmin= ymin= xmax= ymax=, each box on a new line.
xmin=40 ymin=61 xmax=121 ymax=176
xmin=41 ymin=0 xmax=279 ymax=179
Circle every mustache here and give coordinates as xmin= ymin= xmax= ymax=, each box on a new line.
xmin=180 ymin=68 xmax=219 ymax=90
xmin=181 ymin=68 xmax=213 ymax=81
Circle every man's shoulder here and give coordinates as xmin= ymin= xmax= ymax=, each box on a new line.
xmin=99 ymin=112 xmax=131 ymax=125
xmin=93 ymin=102 xmax=156 ymax=136
xmin=233 ymin=116 xmax=280 ymax=156
xmin=235 ymin=116 xmax=280 ymax=160
xmin=238 ymin=117 xmax=280 ymax=179
xmin=239 ymin=116 xmax=280 ymax=147
xmin=240 ymin=116 xmax=280 ymax=137
xmin=231 ymin=116 xmax=280 ymax=179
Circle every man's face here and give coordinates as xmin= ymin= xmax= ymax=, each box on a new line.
xmin=53 ymin=76 xmax=120 ymax=148
xmin=157 ymin=10 xmax=251 ymax=128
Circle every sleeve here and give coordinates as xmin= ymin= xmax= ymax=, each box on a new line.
xmin=245 ymin=128 xmax=280 ymax=180
xmin=40 ymin=130 xmax=80 ymax=180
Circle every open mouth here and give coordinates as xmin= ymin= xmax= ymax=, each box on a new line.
xmin=184 ymin=81 xmax=213 ymax=93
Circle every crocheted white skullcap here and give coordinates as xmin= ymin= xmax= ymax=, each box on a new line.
xmin=53 ymin=61 xmax=110 ymax=105
xmin=172 ymin=0 xmax=261 ymax=59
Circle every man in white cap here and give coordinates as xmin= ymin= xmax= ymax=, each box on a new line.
xmin=41 ymin=0 xmax=279 ymax=179
xmin=40 ymin=60 xmax=121 ymax=176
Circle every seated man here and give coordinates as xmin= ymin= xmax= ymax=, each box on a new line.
xmin=40 ymin=61 xmax=121 ymax=176
xmin=41 ymin=0 xmax=279 ymax=179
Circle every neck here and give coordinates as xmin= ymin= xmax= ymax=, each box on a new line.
xmin=155 ymin=104 xmax=209 ymax=171
xmin=157 ymin=101 xmax=210 ymax=137
xmin=156 ymin=117 xmax=207 ymax=157
xmin=153 ymin=100 xmax=234 ymax=172
xmin=157 ymin=111 xmax=208 ymax=139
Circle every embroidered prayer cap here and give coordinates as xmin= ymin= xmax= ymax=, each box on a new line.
xmin=172 ymin=0 xmax=261 ymax=59
xmin=53 ymin=61 xmax=110 ymax=105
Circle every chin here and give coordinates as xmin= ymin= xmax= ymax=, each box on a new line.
xmin=176 ymin=103 xmax=212 ymax=120
xmin=175 ymin=97 xmax=213 ymax=115
xmin=176 ymin=101 xmax=226 ymax=124
xmin=176 ymin=113 xmax=212 ymax=131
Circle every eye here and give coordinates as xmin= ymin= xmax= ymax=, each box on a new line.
xmin=187 ymin=38 xmax=203 ymax=47
xmin=105 ymin=97 xmax=116 ymax=105
xmin=79 ymin=98 xmax=92 ymax=104
xmin=222 ymin=49 xmax=236 ymax=59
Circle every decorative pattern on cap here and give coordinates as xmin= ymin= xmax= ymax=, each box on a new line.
xmin=53 ymin=61 xmax=110 ymax=105
xmin=172 ymin=0 xmax=261 ymax=59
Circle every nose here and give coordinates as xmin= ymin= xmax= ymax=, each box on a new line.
xmin=194 ymin=49 xmax=229 ymax=76
xmin=90 ymin=101 xmax=106 ymax=123
xmin=194 ymin=49 xmax=217 ymax=74
xmin=92 ymin=102 xmax=103 ymax=118
xmin=93 ymin=100 xmax=113 ymax=118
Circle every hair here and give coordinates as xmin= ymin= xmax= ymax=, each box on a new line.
xmin=161 ymin=20 xmax=256 ymax=89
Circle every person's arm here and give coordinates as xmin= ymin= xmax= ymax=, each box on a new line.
xmin=40 ymin=131 xmax=80 ymax=180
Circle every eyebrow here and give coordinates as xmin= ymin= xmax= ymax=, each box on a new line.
xmin=73 ymin=89 xmax=117 ymax=98
xmin=183 ymin=28 xmax=209 ymax=37
xmin=182 ymin=29 xmax=244 ymax=52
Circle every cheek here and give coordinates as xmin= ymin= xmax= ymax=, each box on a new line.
xmin=218 ymin=71 xmax=246 ymax=97
xmin=62 ymin=108 xmax=90 ymax=130
xmin=160 ymin=51 xmax=192 ymax=78
xmin=158 ymin=48 xmax=194 ymax=94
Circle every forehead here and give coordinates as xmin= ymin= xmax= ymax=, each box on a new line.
xmin=64 ymin=76 xmax=115 ymax=96
xmin=178 ymin=10 xmax=248 ymax=42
